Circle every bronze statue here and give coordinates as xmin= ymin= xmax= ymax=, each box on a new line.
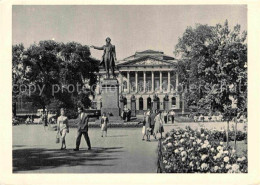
xmin=90 ymin=37 xmax=117 ymax=78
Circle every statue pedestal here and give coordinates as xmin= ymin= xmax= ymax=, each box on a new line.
xmin=100 ymin=78 xmax=123 ymax=123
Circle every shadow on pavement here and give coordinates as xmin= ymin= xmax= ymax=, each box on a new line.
xmin=13 ymin=147 xmax=123 ymax=172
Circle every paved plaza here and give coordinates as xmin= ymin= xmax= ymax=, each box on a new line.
xmin=12 ymin=121 xmax=245 ymax=173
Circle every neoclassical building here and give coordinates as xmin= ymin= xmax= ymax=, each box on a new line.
xmin=93 ymin=50 xmax=184 ymax=115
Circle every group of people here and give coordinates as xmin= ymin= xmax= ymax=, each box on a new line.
xmin=55 ymin=107 xmax=110 ymax=150
xmin=141 ymin=110 xmax=165 ymax=142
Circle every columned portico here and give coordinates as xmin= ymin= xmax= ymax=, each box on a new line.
xmin=94 ymin=50 xmax=184 ymax=115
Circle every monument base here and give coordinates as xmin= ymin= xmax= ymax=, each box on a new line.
xmin=100 ymin=78 xmax=122 ymax=122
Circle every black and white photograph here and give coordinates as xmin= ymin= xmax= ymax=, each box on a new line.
xmin=10 ymin=4 xmax=249 ymax=174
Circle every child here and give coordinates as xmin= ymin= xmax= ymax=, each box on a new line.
xmin=101 ymin=112 xmax=109 ymax=137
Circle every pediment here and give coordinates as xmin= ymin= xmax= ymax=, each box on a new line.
xmin=117 ymin=56 xmax=174 ymax=66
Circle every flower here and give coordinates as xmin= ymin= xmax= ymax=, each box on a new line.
xmin=201 ymin=163 xmax=208 ymax=170
xmin=232 ymin=164 xmax=240 ymax=172
xmin=189 ymin=162 xmax=194 ymax=167
xmin=224 ymin=150 xmax=229 ymax=154
xmin=201 ymin=154 xmax=208 ymax=161
xmin=163 ymin=160 xmax=167 ymax=164
xmin=226 ymin=164 xmax=232 ymax=169
xmin=167 ymin=143 xmax=173 ymax=148
xmin=213 ymin=156 xmax=217 ymax=160
xmin=204 ymin=140 xmax=209 ymax=144
xmin=217 ymin=146 xmax=223 ymax=152
xmin=241 ymin=156 xmax=246 ymax=161
xmin=196 ymin=139 xmax=201 ymax=144
xmin=182 ymin=157 xmax=186 ymax=162
xmin=201 ymin=134 xmax=205 ymax=137
xmin=224 ymin=156 xmax=229 ymax=163
xmin=220 ymin=141 xmax=224 ymax=145
xmin=174 ymin=149 xmax=179 ymax=154
xmin=190 ymin=137 xmax=195 ymax=140
xmin=214 ymin=166 xmax=219 ymax=171
xmin=179 ymin=147 xmax=184 ymax=151
xmin=181 ymin=151 xmax=187 ymax=157
xmin=216 ymin=153 xmax=222 ymax=159
xmin=232 ymin=149 xmax=236 ymax=154
xmin=193 ymin=142 xmax=196 ymax=145
xmin=180 ymin=139 xmax=185 ymax=143
xmin=237 ymin=157 xmax=242 ymax=162
xmin=210 ymin=148 xmax=214 ymax=152
xmin=201 ymin=144 xmax=207 ymax=149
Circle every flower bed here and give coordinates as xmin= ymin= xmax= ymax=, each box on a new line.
xmin=159 ymin=127 xmax=247 ymax=173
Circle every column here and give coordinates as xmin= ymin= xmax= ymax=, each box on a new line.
xmin=119 ymin=72 xmax=123 ymax=93
xmin=176 ymin=72 xmax=179 ymax=90
xmin=143 ymin=96 xmax=147 ymax=110
xmin=160 ymin=71 xmax=162 ymax=92
xmin=152 ymin=71 xmax=154 ymax=92
xmin=127 ymin=71 xmax=130 ymax=94
xmin=168 ymin=71 xmax=171 ymax=92
xmin=143 ymin=71 xmax=146 ymax=92
xmin=135 ymin=71 xmax=138 ymax=93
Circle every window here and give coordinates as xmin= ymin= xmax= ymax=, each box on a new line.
xmin=139 ymin=97 xmax=143 ymax=110
xmin=172 ymin=97 xmax=176 ymax=106
xmin=147 ymin=97 xmax=152 ymax=110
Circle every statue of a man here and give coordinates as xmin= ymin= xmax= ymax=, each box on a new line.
xmin=90 ymin=37 xmax=117 ymax=78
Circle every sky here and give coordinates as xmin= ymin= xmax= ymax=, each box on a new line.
xmin=12 ymin=5 xmax=247 ymax=60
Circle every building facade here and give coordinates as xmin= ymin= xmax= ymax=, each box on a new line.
xmin=93 ymin=50 xmax=184 ymax=115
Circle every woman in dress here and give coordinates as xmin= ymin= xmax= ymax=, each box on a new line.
xmin=141 ymin=111 xmax=148 ymax=141
xmin=101 ymin=112 xmax=109 ymax=137
xmin=154 ymin=111 xmax=164 ymax=139
xmin=57 ymin=108 xmax=69 ymax=150
xmin=145 ymin=110 xmax=151 ymax=142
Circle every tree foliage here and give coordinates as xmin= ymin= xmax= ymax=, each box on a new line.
xmin=12 ymin=40 xmax=99 ymax=114
xmin=175 ymin=20 xmax=247 ymax=118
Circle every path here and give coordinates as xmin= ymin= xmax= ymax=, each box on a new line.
xmin=13 ymin=125 xmax=160 ymax=173
xmin=12 ymin=121 xmax=245 ymax=173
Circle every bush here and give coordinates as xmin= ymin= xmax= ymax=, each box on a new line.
xmin=158 ymin=127 xmax=248 ymax=173
xmin=68 ymin=119 xmax=142 ymax=128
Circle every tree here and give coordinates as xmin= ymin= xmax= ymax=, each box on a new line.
xmin=12 ymin=40 xmax=99 ymax=116
xmin=175 ymin=20 xmax=247 ymax=120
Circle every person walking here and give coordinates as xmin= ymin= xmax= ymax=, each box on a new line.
xmin=142 ymin=110 xmax=150 ymax=141
xmin=154 ymin=111 xmax=164 ymax=139
xmin=42 ymin=113 xmax=48 ymax=131
xmin=73 ymin=107 xmax=91 ymax=151
xmin=100 ymin=112 xmax=109 ymax=137
xmin=170 ymin=110 xmax=175 ymax=124
xmin=57 ymin=108 xmax=69 ymax=150
xmin=163 ymin=110 xmax=168 ymax=124
xmin=150 ymin=110 xmax=157 ymax=139
xmin=145 ymin=110 xmax=152 ymax=141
